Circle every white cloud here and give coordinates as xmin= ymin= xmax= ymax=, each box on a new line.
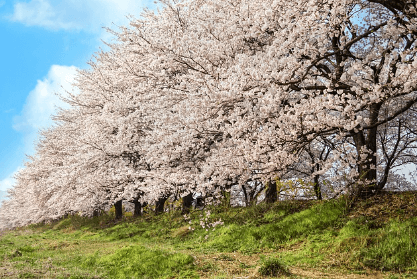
xmin=1 ymin=65 xmax=78 ymax=204
xmin=10 ymin=0 xmax=153 ymax=32
xmin=11 ymin=0 xmax=79 ymax=30
xmin=0 ymin=1 xmax=6 ymax=8
xmin=0 ymin=173 xmax=15 ymax=192
xmin=0 ymin=167 xmax=21 ymax=191
xmin=13 ymin=65 xmax=79 ymax=153
xmin=0 ymin=166 xmax=22 ymax=203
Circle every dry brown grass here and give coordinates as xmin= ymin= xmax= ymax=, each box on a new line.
xmin=349 ymin=191 xmax=417 ymax=223
xmin=190 ymin=250 xmax=392 ymax=278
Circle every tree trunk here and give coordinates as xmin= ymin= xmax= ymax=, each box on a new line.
xmin=181 ymin=193 xmax=193 ymax=214
xmin=155 ymin=196 xmax=167 ymax=214
xmin=313 ymin=163 xmax=322 ymax=200
xmin=92 ymin=209 xmax=101 ymax=217
xmin=114 ymin=200 xmax=123 ymax=220
xmin=250 ymin=181 xmax=264 ymax=205
xmin=195 ymin=196 xmax=204 ymax=209
xmin=265 ymin=179 xmax=277 ymax=203
xmin=314 ymin=173 xmax=322 ymax=200
xmin=353 ymin=103 xmax=381 ymax=198
xmin=133 ymin=200 xmax=142 ymax=217
xmin=353 ymin=131 xmax=376 ymax=198
xmin=241 ymin=185 xmax=249 ymax=206
xmin=141 ymin=202 xmax=148 ymax=214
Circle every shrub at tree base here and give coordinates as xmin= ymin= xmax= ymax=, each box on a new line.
xmin=258 ymin=257 xmax=291 ymax=277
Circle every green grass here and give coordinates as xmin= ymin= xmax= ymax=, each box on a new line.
xmin=82 ymin=245 xmax=197 ymax=278
xmin=360 ymin=218 xmax=417 ymax=271
xmin=1 ymin=193 xmax=417 ymax=278
xmin=258 ymin=256 xmax=291 ymax=277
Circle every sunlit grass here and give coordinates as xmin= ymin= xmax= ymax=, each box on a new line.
xmin=1 ymin=193 xmax=417 ymax=278
xmin=86 ymin=245 xmax=197 ymax=279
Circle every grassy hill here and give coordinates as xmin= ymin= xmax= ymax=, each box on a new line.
xmin=0 ymin=191 xmax=416 ymax=278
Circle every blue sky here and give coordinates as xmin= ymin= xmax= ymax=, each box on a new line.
xmin=0 ymin=0 xmax=156 ymax=202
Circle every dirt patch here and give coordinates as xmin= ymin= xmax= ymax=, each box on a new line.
xmin=193 ymin=251 xmax=268 ymax=278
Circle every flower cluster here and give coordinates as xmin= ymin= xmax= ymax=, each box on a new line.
xmin=184 ymin=210 xmax=224 ymax=232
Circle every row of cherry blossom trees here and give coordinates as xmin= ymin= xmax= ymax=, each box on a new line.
xmin=1 ymin=0 xmax=417 ymax=229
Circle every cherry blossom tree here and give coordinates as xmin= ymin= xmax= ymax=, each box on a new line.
xmin=1 ymin=0 xmax=417 ymax=229
xmin=125 ymin=0 xmax=417 ymax=198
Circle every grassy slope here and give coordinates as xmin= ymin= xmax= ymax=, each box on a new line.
xmin=0 ymin=191 xmax=416 ymax=279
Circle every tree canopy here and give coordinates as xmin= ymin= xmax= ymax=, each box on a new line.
xmin=1 ymin=0 xmax=417 ymax=229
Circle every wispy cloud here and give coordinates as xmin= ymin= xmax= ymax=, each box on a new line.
xmin=0 ymin=173 xmax=15 ymax=192
xmin=10 ymin=0 xmax=79 ymax=30
xmin=9 ymin=0 xmax=154 ymax=32
xmin=0 ymin=1 xmax=6 ymax=9
xmin=13 ymin=65 xmax=79 ymax=154
xmin=0 ymin=166 xmax=22 ymax=199
xmin=3 ymin=108 xmax=14 ymax=114
xmin=0 ymin=65 xmax=78 ymax=203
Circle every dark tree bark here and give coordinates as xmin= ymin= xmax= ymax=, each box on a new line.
xmin=265 ymin=179 xmax=277 ymax=203
xmin=309 ymin=163 xmax=323 ymax=200
xmin=241 ymin=183 xmax=262 ymax=206
xmin=92 ymin=209 xmax=101 ymax=217
xmin=133 ymin=200 xmax=142 ymax=217
xmin=368 ymin=0 xmax=408 ymax=14
xmin=114 ymin=200 xmax=123 ymax=220
xmin=306 ymin=144 xmax=330 ymax=201
xmin=195 ymin=196 xmax=205 ymax=209
xmin=155 ymin=196 xmax=167 ymax=214
xmin=314 ymin=172 xmax=322 ymax=200
xmin=352 ymin=103 xmax=382 ymax=198
xmin=181 ymin=193 xmax=193 ymax=214
xmin=141 ymin=201 xmax=148 ymax=214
